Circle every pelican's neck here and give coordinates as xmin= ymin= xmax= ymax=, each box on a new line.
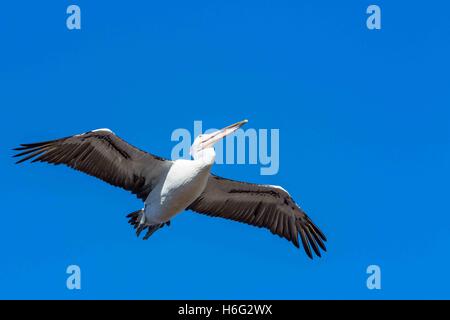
xmin=192 ymin=147 xmax=216 ymax=165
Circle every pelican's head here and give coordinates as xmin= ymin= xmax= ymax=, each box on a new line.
xmin=190 ymin=119 xmax=248 ymax=163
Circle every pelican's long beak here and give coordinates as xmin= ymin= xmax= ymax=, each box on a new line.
xmin=202 ymin=119 xmax=248 ymax=148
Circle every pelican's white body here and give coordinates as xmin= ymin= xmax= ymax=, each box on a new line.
xmin=140 ymin=122 xmax=245 ymax=227
xmin=143 ymin=159 xmax=213 ymax=224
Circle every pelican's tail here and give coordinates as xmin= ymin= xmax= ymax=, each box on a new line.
xmin=126 ymin=209 xmax=170 ymax=240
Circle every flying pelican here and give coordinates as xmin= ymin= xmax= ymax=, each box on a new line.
xmin=13 ymin=120 xmax=326 ymax=258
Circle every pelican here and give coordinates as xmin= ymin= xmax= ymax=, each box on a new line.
xmin=13 ymin=120 xmax=326 ymax=258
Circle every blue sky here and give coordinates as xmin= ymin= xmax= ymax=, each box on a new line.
xmin=1 ymin=1 xmax=449 ymax=299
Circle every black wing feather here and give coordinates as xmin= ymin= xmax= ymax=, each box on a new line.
xmin=188 ymin=175 xmax=327 ymax=258
xmin=13 ymin=129 xmax=172 ymax=201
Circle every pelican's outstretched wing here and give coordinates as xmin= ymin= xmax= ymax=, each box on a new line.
xmin=188 ymin=175 xmax=327 ymax=258
xmin=13 ymin=129 xmax=172 ymax=201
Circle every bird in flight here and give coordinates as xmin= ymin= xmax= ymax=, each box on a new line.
xmin=13 ymin=120 xmax=326 ymax=258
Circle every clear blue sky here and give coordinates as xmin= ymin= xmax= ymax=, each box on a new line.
xmin=1 ymin=1 xmax=449 ymax=299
